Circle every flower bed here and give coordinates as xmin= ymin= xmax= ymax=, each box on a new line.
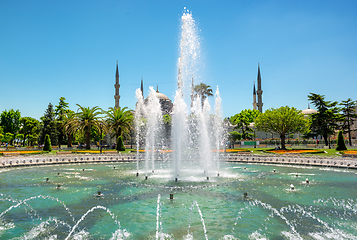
xmin=342 ymin=150 xmax=357 ymax=158
xmin=0 ymin=151 xmax=43 ymax=156
xmin=264 ymin=149 xmax=324 ymax=154
xmin=137 ymin=149 xmax=173 ymax=153
xmin=222 ymin=149 xmax=251 ymax=153
xmin=72 ymin=150 xmax=118 ymax=154
xmin=343 ymin=150 xmax=357 ymax=155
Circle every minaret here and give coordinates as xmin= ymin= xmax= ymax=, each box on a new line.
xmin=256 ymin=63 xmax=263 ymax=112
xmin=141 ymin=77 xmax=144 ymax=98
xmin=114 ymin=61 xmax=120 ymax=109
xmin=253 ymin=82 xmax=257 ymax=110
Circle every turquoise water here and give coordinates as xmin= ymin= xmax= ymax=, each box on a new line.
xmin=0 ymin=161 xmax=357 ymax=239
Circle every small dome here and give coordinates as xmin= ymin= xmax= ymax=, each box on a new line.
xmin=302 ymin=108 xmax=317 ymax=115
xmin=156 ymin=92 xmax=170 ymax=100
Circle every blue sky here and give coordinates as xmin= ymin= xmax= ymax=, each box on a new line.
xmin=1 ymin=0 xmax=356 ymax=120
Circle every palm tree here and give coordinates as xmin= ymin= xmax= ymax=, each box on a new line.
xmin=63 ymin=110 xmax=76 ymax=148
xmin=64 ymin=105 xmax=104 ymax=149
xmin=105 ymin=107 xmax=134 ymax=140
xmin=193 ymin=83 xmax=213 ymax=109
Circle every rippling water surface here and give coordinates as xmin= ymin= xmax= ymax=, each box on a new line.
xmin=1 ymin=161 xmax=357 ymax=239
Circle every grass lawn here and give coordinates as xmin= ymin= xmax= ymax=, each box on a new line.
xmin=236 ymin=147 xmax=345 ymax=157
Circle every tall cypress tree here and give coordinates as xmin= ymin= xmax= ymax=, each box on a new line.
xmin=336 ymin=130 xmax=347 ymax=151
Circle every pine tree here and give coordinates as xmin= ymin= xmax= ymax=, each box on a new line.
xmin=39 ymin=103 xmax=58 ymax=145
xmin=308 ymin=93 xmax=342 ymax=147
xmin=116 ymin=136 xmax=125 ymax=151
xmin=43 ymin=134 xmax=52 ymax=151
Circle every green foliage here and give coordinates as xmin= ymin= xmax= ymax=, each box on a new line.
xmin=116 ymin=136 xmax=125 ymax=151
xmin=336 ymin=130 xmax=347 ymax=151
xmin=63 ymin=110 xmax=76 ymax=147
xmin=64 ymin=104 xmax=103 ymax=149
xmin=19 ymin=117 xmax=40 ymax=146
xmin=105 ymin=107 xmax=133 ymax=140
xmin=230 ymin=109 xmax=261 ymax=139
xmin=55 ymin=97 xmax=70 ymax=146
xmin=162 ymin=114 xmax=171 ymax=125
xmin=15 ymin=133 xmax=24 ymax=145
xmin=39 ymin=103 xmax=58 ymax=145
xmin=0 ymin=109 xmax=21 ymax=141
xmin=340 ymin=98 xmax=357 ymax=146
xmin=43 ymin=134 xmax=52 ymax=151
xmin=229 ymin=131 xmax=242 ymax=142
xmin=255 ymin=106 xmax=310 ymax=149
xmin=308 ymin=93 xmax=342 ymax=146
xmin=2 ymin=132 xmax=14 ymax=144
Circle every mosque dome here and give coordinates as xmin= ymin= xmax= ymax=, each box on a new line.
xmin=156 ymin=92 xmax=170 ymax=100
xmin=301 ymin=108 xmax=317 ymax=115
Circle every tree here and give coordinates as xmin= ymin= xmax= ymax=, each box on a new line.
xmin=228 ymin=131 xmax=242 ymax=148
xmin=230 ymin=109 xmax=261 ymax=139
xmin=65 ymin=105 xmax=103 ymax=149
xmin=63 ymin=110 xmax=76 ymax=148
xmin=19 ymin=117 xmax=40 ymax=146
xmin=193 ymin=83 xmax=213 ymax=109
xmin=105 ymin=107 xmax=133 ymax=140
xmin=116 ymin=136 xmax=125 ymax=151
xmin=43 ymin=134 xmax=52 ymax=151
xmin=308 ymin=93 xmax=342 ymax=147
xmin=15 ymin=133 xmax=24 ymax=146
xmin=340 ymin=98 xmax=357 ymax=146
xmin=162 ymin=114 xmax=172 ymax=141
xmin=336 ymin=130 xmax=347 ymax=151
xmin=55 ymin=97 xmax=70 ymax=147
xmin=255 ymin=106 xmax=310 ymax=149
xmin=39 ymin=103 xmax=58 ymax=145
xmin=0 ymin=109 xmax=21 ymax=144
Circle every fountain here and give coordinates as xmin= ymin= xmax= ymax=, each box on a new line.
xmin=1 ymin=9 xmax=357 ymax=239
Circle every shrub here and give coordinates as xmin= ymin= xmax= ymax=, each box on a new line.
xmin=43 ymin=134 xmax=52 ymax=151
xmin=336 ymin=131 xmax=347 ymax=151
xmin=116 ymin=136 xmax=125 ymax=151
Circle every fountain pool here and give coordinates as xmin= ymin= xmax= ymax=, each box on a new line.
xmin=1 ymin=161 xmax=357 ymax=239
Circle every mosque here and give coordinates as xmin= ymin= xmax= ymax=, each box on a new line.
xmin=114 ymin=61 xmax=318 ymax=123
